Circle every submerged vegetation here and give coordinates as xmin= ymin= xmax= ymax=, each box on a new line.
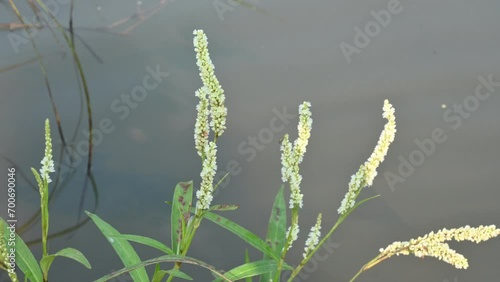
xmin=1 ymin=29 xmax=499 ymax=282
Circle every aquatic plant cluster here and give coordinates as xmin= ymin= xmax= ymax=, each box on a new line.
xmin=1 ymin=29 xmax=499 ymax=282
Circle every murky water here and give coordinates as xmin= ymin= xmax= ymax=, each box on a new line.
xmin=1 ymin=1 xmax=499 ymax=281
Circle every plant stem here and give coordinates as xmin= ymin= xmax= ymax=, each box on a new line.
xmin=286 ymin=212 xmax=347 ymax=282
xmin=274 ymin=207 xmax=299 ymax=281
xmin=165 ymin=211 xmax=203 ymax=282
xmin=349 ymin=254 xmax=388 ymax=282
xmin=41 ymin=182 xmax=49 ymax=258
xmin=287 ymin=194 xmax=379 ymax=282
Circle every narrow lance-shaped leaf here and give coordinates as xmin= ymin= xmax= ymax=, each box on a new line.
xmin=86 ymin=211 xmax=149 ymax=282
xmin=1 ymin=218 xmax=43 ymax=282
xmin=204 ymin=211 xmax=291 ymax=265
xmin=212 ymin=260 xmax=281 ymax=282
xmin=171 ymin=181 xmax=194 ymax=254
xmin=40 ymin=247 xmax=91 ymax=275
xmin=260 ymin=185 xmax=286 ymax=282
xmin=152 ymin=264 xmax=166 ymax=282
xmin=209 ymin=204 xmax=239 ymax=212
xmin=109 ymin=234 xmax=174 ymax=255
xmin=93 ymin=255 xmax=228 ymax=282
xmin=152 ymin=264 xmax=192 ymax=282
xmin=244 ymin=249 xmax=252 ymax=282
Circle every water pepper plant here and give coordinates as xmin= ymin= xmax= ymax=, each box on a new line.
xmin=1 ymin=120 xmax=91 ymax=282
xmin=1 ymin=30 xmax=499 ymax=282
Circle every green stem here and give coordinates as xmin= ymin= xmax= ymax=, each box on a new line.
xmin=349 ymin=254 xmax=388 ymax=282
xmin=287 ymin=212 xmax=347 ymax=282
xmin=286 ymin=193 xmax=380 ymax=282
xmin=165 ymin=210 xmax=203 ymax=282
xmin=274 ymin=207 xmax=299 ymax=281
xmin=41 ymin=180 xmax=49 ymax=282
xmin=41 ymin=182 xmax=49 ymax=258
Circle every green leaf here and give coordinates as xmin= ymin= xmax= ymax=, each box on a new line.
xmin=152 ymin=264 xmax=192 ymax=282
xmin=93 ymin=255 xmax=227 ymax=282
xmin=110 ymin=234 xmax=174 ymax=255
xmin=261 ymin=185 xmax=286 ymax=282
xmin=163 ymin=269 xmax=193 ymax=280
xmin=212 ymin=260 xmax=279 ymax=282
xmin=86 ymin=211 xmax=149 ymax=282
xmin=151 ymin=264 xmax=193 ymax=282
xmin=209 ymin=204 xmax=239 ymax=212
xmin=204 ymin=212 xmax=281 ymax=263
xmin=30 ymin=168 xmax=43 ymax=192
xmin=244 ymin=249 xmax=252 ymax=282
xmin=152 ymin=264 xmax=165 ymax=282
xmin=171 ymin=181 xmax=194 ymax=254
xmin=40 ymin=247 xmax=91 ymax=275
xmin=1 ymin=218 xmax=43 ymax=282
xmin=266 ymin=186 xmax=286 ymax=255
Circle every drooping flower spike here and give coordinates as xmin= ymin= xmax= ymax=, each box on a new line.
xmin=338 ymin=100 xmax=396 ymax=215
xmin=377 ymin=225 xmax=500 ymax=269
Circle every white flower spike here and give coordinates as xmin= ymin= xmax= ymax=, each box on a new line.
xmin=192 ymin=30 xmax=228 ymax=210
xmin=280 ymin=101 xmax=313 ymax=209
xmin=40 ymin=119 xmax=55 ymax=184
xmin=193 ymin=29 xmax=227 ymax=138
xmin=303 ymin=213 xmax=322 ymax=258
xmin=338 ymin=100 xmax=396 ymax=214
